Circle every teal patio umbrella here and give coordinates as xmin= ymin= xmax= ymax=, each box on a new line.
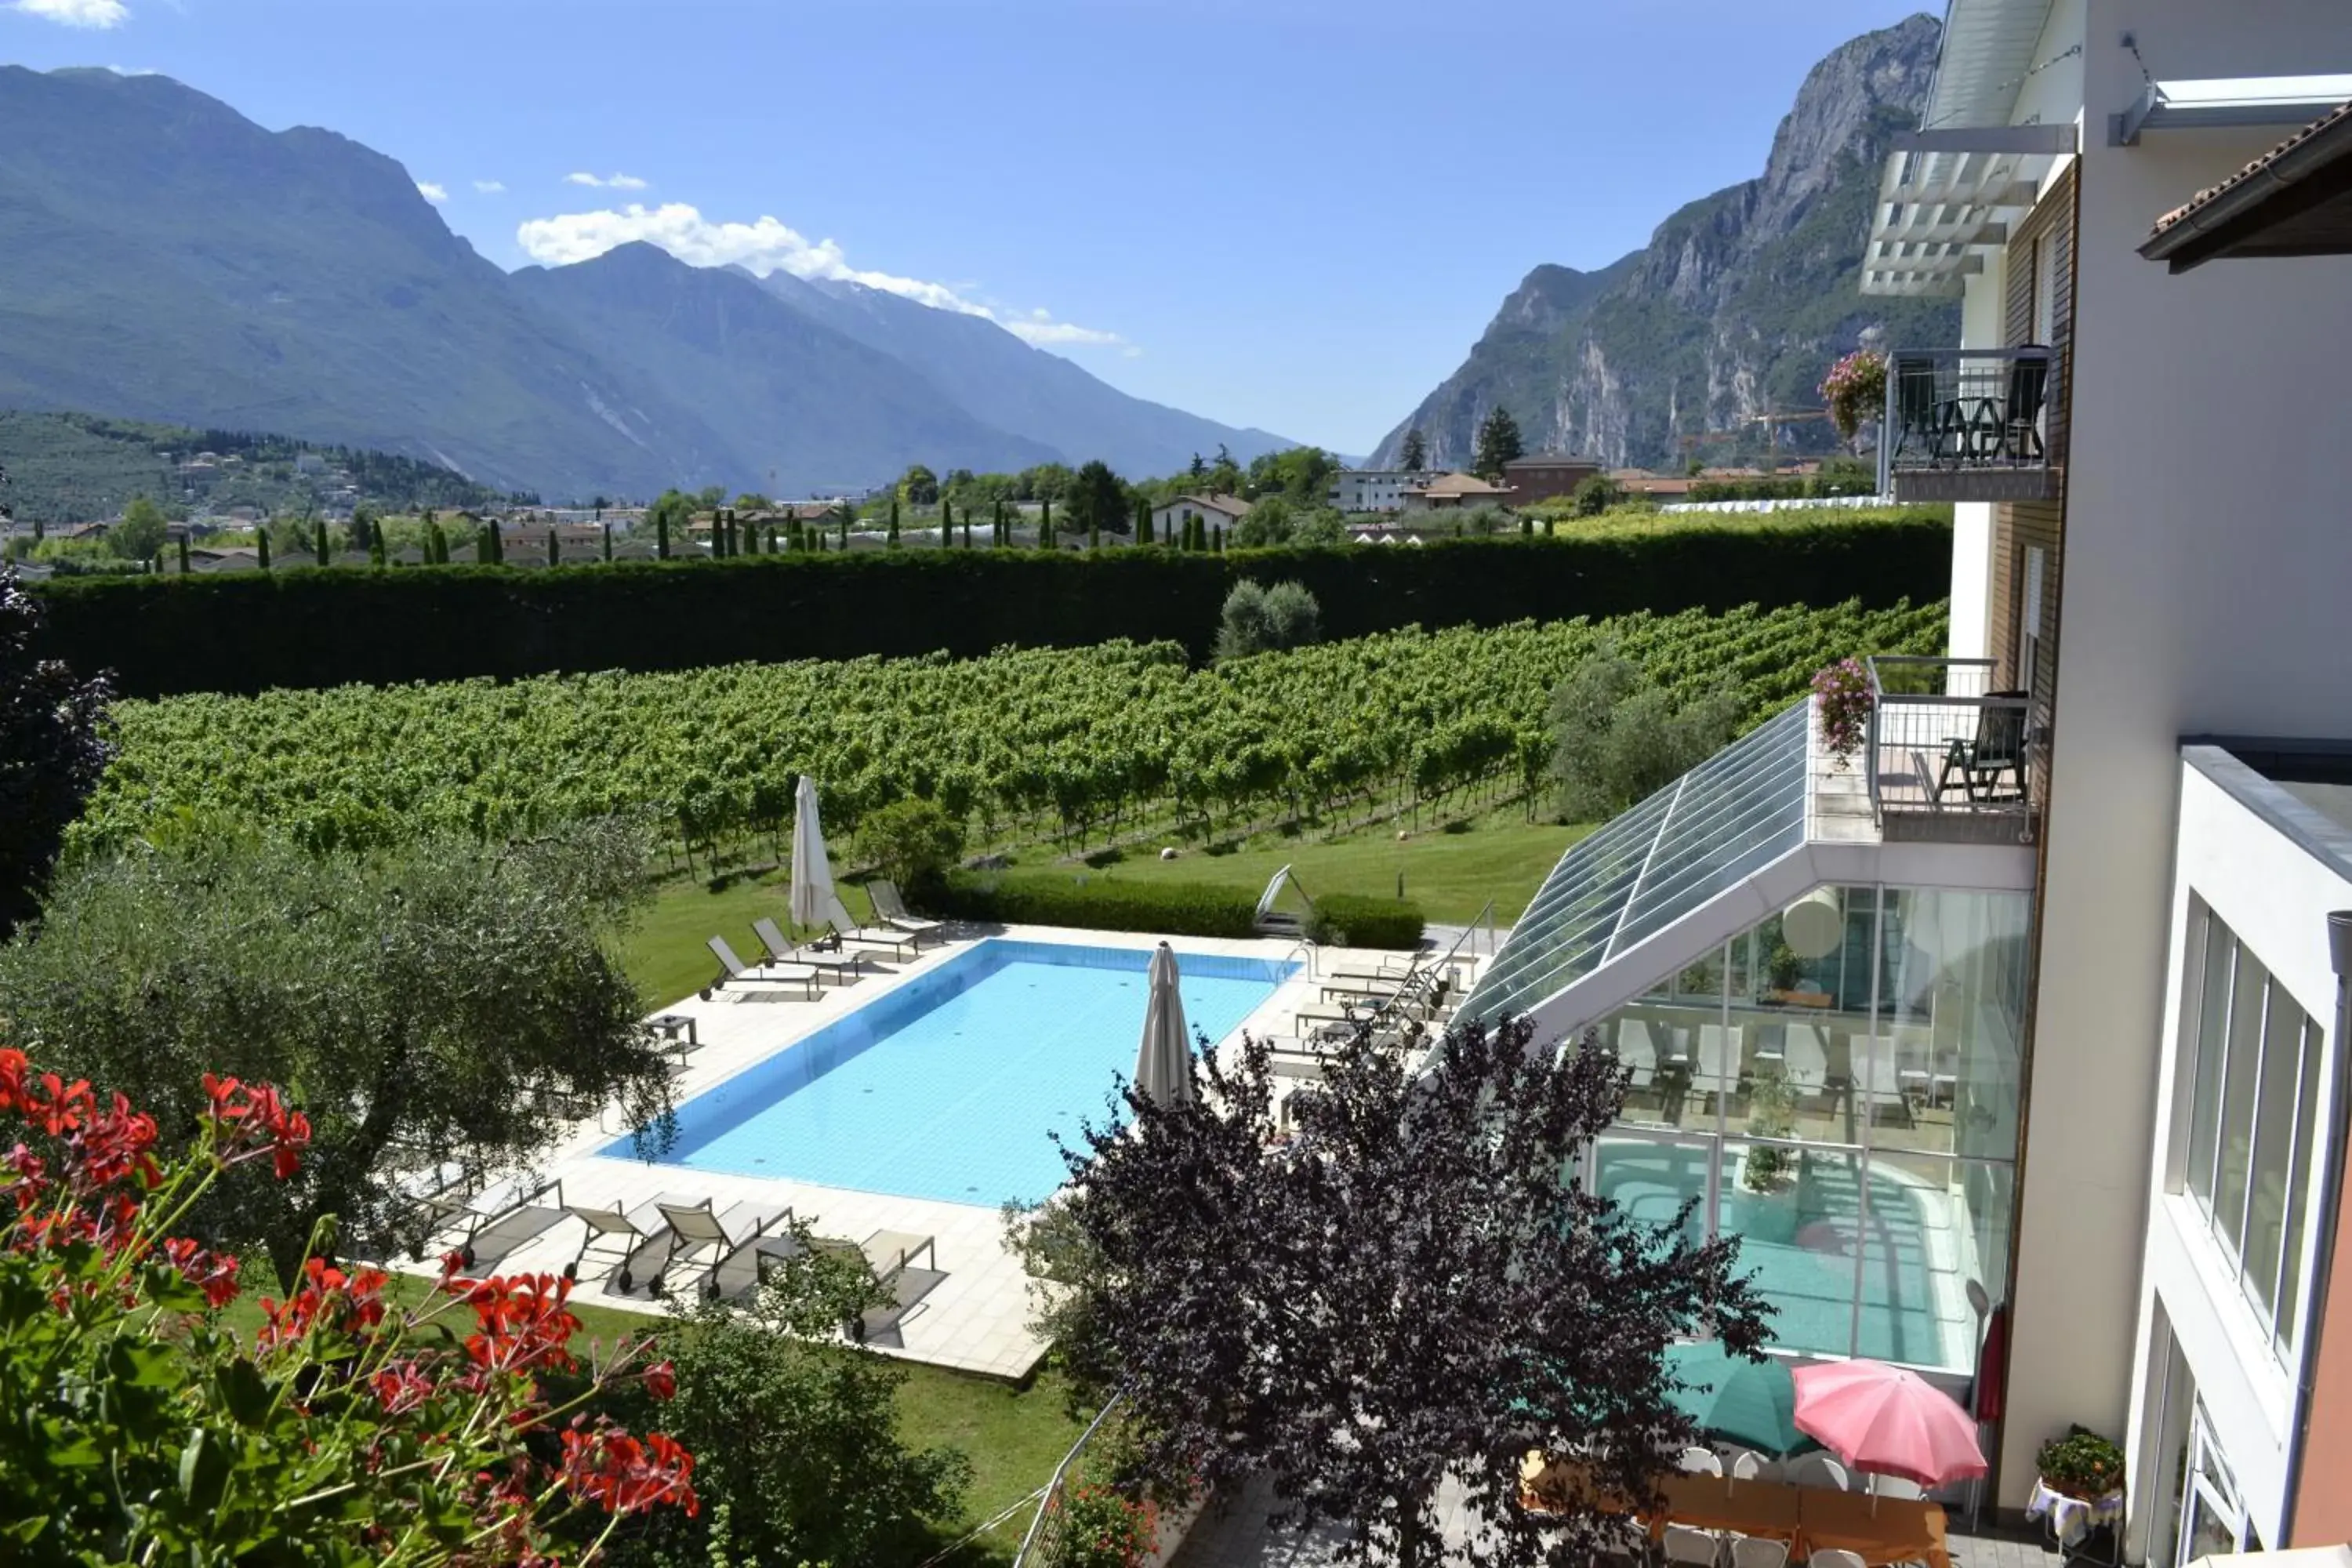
xmin=1663 ymin=1341 xmax=1814 ymax=1456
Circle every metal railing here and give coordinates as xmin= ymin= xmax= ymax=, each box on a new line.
xmin=1876 ymin=347 xmax=2060 ymax=492
xmin=1864 ymin=656 xmax=2034 ymax=830
xmin=1011 ymin=1393 xmax=1127 ymax=1568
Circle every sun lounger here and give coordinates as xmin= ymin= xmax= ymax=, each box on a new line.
xmin=826 ymin=917 xmax=920 ymax=963
xmin=802 ymin=1229 xmax=943 ymax=1342
xmin=751 ymin=917 xmax=865 ymax=982
xmin=864 ymin=881 xmax=947 ymax=944
xmin=652 ymin=1196 xmax=793 ymax=1299
xmin=561 ymin=1192 xmax=698 ymax=1292
xmin=415 ymin=1172 xmax=564 ymax=1269
xmin=704 ymin=935 xmax=822 ymax=1000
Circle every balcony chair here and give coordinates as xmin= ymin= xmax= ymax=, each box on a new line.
xmin=1997 ymin=350 xmax=2050 ymax=463
xmin=1933 ymin=694 xmax=2030 ymax=804
xmin=1889 ymin=354 xmax=1960 ymax=469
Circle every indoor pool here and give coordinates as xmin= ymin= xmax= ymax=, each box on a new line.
xmin=615 ymin=940 xmax=1295 ymax=1207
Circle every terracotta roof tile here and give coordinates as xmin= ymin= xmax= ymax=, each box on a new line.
xmin=2150 ymin=97 xmax=2352 ymax=236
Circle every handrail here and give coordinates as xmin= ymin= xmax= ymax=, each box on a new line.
xmin=1011 ymin=1391 xmax=1128 ymax=1567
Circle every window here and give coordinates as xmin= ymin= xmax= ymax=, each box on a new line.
xmin=2177 ymin=900 xmax=2325 ymax=1356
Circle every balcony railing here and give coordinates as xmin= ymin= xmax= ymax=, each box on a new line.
xmin=1864 ymin=656 xmax=2035 ymax=841
xmin=1876 ymin=347 xmax=2062 ymax=503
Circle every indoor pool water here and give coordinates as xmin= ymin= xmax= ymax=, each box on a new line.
xmin=615 ymin=941 xmax=1295 ymax=1207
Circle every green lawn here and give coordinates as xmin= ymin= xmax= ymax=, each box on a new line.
xmin=621 ymin=812 xmax=1587 ymax=1008
xmin=998 ymin=809 xmax=1586 ymax=930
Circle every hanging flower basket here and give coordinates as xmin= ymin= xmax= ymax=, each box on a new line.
xmin=1812 ymin=659 xmax=1875 ymax=764
xmin=1820 ymin=349 xmax=1889 ymax=444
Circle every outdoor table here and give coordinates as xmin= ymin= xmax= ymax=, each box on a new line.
xmin=1517 ymin=1457 xmax=1948 ymax=1568
xmin=1795 ymin=1486 xmax=1951 ymax=1568
xmin=649 ymin=1013 xmax=700 ymax=1068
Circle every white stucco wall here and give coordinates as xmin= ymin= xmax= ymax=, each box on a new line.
xmin=2122 ymin=761 xmax=2352 ymax=1556
xmin=1991 ymin=0 xmax=2352 ymax=1518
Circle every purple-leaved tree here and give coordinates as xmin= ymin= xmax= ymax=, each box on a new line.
xmin=1043 ymin=1016 xmax=1774 ymax=1567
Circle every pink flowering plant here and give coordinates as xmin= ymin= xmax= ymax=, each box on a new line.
xmin=1820 ymin=349 xmax=1889 ymax=445
xmin=1812 ymin=658 xmax=1875 ymax=761
xmin=1049 ymin=1479 xmax=1158 ymax=1568
xmin=0 ymin=1047 xmax=694 ymax=1564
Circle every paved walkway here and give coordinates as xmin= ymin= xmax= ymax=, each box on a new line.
xmin=1168 ymin=1475 xmax=2074 ymax=1568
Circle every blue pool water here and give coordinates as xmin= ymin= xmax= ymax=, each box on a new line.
xmin=617 ymin=941 xmax=1294 ymax=1207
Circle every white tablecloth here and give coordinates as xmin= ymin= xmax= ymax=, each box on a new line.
xmin=2025 ymin=1479 xmax=2125 ymax=1548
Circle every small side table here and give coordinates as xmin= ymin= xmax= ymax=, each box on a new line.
xmin=2025 ymin=1479 xmax=2124 ymax=1564
xmin=649 ymin=1014 xmax=701 ymax=1071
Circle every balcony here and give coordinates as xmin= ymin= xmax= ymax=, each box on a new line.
xmin=1876 ymin=347 xmax=2063 ymax=503
xmin=1853 ymin=656 xmax=2036 ymax=844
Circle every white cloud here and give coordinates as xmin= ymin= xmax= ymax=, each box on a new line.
xmin=415 ymin=180 xmax=449 ymax=205
xmin=564 ymin=171 xmax=649 ymax=191
xmin=473 ymin=179 xmax=506 ymax=194
xmin=12 ymin=0 xmax=129 ymax=27
xmin=514 ymin=200 xmax=1127 ymax=350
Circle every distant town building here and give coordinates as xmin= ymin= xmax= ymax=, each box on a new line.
xmin=1397 ymin=473 xmax=1512 ymax=513
xmin=1149 ymin=493 xmax=1252 ymax=536
xmin=1499 ymin=453 xmax=1604 ymax=506
xmin=1326 ymin=470 xmax=1431 ymax=514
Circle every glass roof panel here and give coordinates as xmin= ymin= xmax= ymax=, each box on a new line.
xmin=1463 ymin=701 xmax=1809 ymax=1027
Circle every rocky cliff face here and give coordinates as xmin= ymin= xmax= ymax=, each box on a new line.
xmin=1373 ymin=14 xmax=1955 ymax=472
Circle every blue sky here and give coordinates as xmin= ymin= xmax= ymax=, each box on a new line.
xmin=5 ymin=0 xmax=1928 ymax=456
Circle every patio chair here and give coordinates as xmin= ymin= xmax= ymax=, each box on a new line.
xmin=1934 ymin=695 xmax=2029 ymax=805
xmin=1783 ymin=1453 xmax=1850 ymax=1492
xmin=1678 ymin=1446 xmax=1725 ymax=1476
xmin=1808 ymin=1553 xmax=1867 ymax=1568
xmin=826 ymin=916 xmax=920 ymax=964
xmin=752 ymin=917 xmax=865 ymax=984
xmin=1663 ymin=1526 xmax=1724 ymax=1568
xmin=863 ymin=880 xmax=948 ymax=944
xmin=1995 ymin=350 xmax=2049 ymax=463
xmin=1866 ymin=1474 xmax=1926 ymax=1501
xmin=651 ymin=1196 xmax=793 ymax=1299
xmin=1730 ymin=1538 xmax=1788 ymax=1568
xmin=1728 ymin=1451 xmax=1777 ymax=1485
xmin=560 ymin=1193 xmax=697 ymax=1292
xmin=1889 ymin=354 xmax=1958 ymax=468
xmin=1783 ymin=1025 xmax=1832 ymax=1098
xmin=703 ymin=935 xmax=822 ymax=1000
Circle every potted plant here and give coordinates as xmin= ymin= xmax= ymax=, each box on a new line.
xmin=2036 ymin=1426 xmax=2126 ymax=1502
xmin=1813 ymin=658 xmax=1875 ymax=766
xmin=1744 ymin=1069 xmax=1800 ymax=1196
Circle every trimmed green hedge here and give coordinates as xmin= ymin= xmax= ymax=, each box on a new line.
xmin=30 ymin=511 xmax=1953 ymax=698
xmin=1303 ymin=894 xmax=1425 ymax=952
xmin=922 ymin=870 xmax=1261 ymax=940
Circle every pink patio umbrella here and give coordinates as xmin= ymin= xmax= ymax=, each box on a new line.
xmin=1791 ymin=1360 xmax=1988 ymax=1501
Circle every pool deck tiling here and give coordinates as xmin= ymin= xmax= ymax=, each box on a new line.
xmin=395 ymin=923 xmax=1417 ymax=1381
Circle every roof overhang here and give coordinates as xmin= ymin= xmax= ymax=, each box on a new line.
xmin=2111 ymin=74 xmax=2352 ymax=147
xmin=2140 ymin=100 xmax=2352 ymax=270
xmin=1861 ymin=0 xmax=2067 ymax=297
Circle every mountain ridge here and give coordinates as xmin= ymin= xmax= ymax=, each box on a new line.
xmin=0 ymin=66 xmax=1285 ymax=497
xmin=1370 ymin=14 xmax=1957 ymax=471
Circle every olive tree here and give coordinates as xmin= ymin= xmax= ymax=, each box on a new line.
xmin=0 ymin=564 xmax=112 ymax=941
xmin=1548 ymin=641 xmax=1745 ymax=820
xmin=1036 ymin=1016 xmax=1773 ymax=1567
xmin=0 ymin=816 xmax=675 ymax=1283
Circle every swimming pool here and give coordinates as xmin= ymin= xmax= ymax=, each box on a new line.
xmin=619 ymin=940 xmax=1296 ymax=1207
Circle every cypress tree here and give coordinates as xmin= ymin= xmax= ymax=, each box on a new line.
xmin=839 ymin=512 xmax=850 ymax=550
xmin=1038 ymin=497 xmax=1052 ymax=549
xmin=1544 ymin=516 xmax=1555 ymax=538
xmin=314 ymin=520 xmax=328 ymax=567
xmin=488 ymin=520 xmax=503 ymax=564
xmin=886 ymin=515 xmax=900 ymax=548
xmin=547 ymin=528 xmax=559 ymax=568
xmin=1088 ymin=521 xmax=1101 ymax=552
xmin=939 ymin=497 xmax=951 ymax=547
xmin=604 ymin=523 xmax=614 ymax=561
xmin=1212 ymin=524 xmax=1225 ymax=554
xmin=426 ymin=520 xmax=446 ymax=564
xmin=176 ymin=535 xmax=190 ymax=575
xmin=256 ymin=527 xmax=270 ymax=570
xmin=372 ymin=531 xmax=389 ymax=569
xmin=1135 ymin=494 xmax=1152 ymax=540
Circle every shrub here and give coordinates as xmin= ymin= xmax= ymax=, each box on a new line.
xmin=0 ymin=1049 xmax=693 ymax=1563
xmin=924 ymin=870 xmax=1260 ymax=939
xmin=858 ymin=797 xmax=964 ymax=895
xmin=1812 ymin=656 xmax=1874 ymax=760
xmin=1048 ymin=1480 xmax=1157 ymax=1568
xmin=1215 ymin=579 xmax=1322 ymax=661
xmin=1571 ymin=474 xmax=1625 ymax=517
xmin=1303 ymin=893 xmax=1425 ymax=951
